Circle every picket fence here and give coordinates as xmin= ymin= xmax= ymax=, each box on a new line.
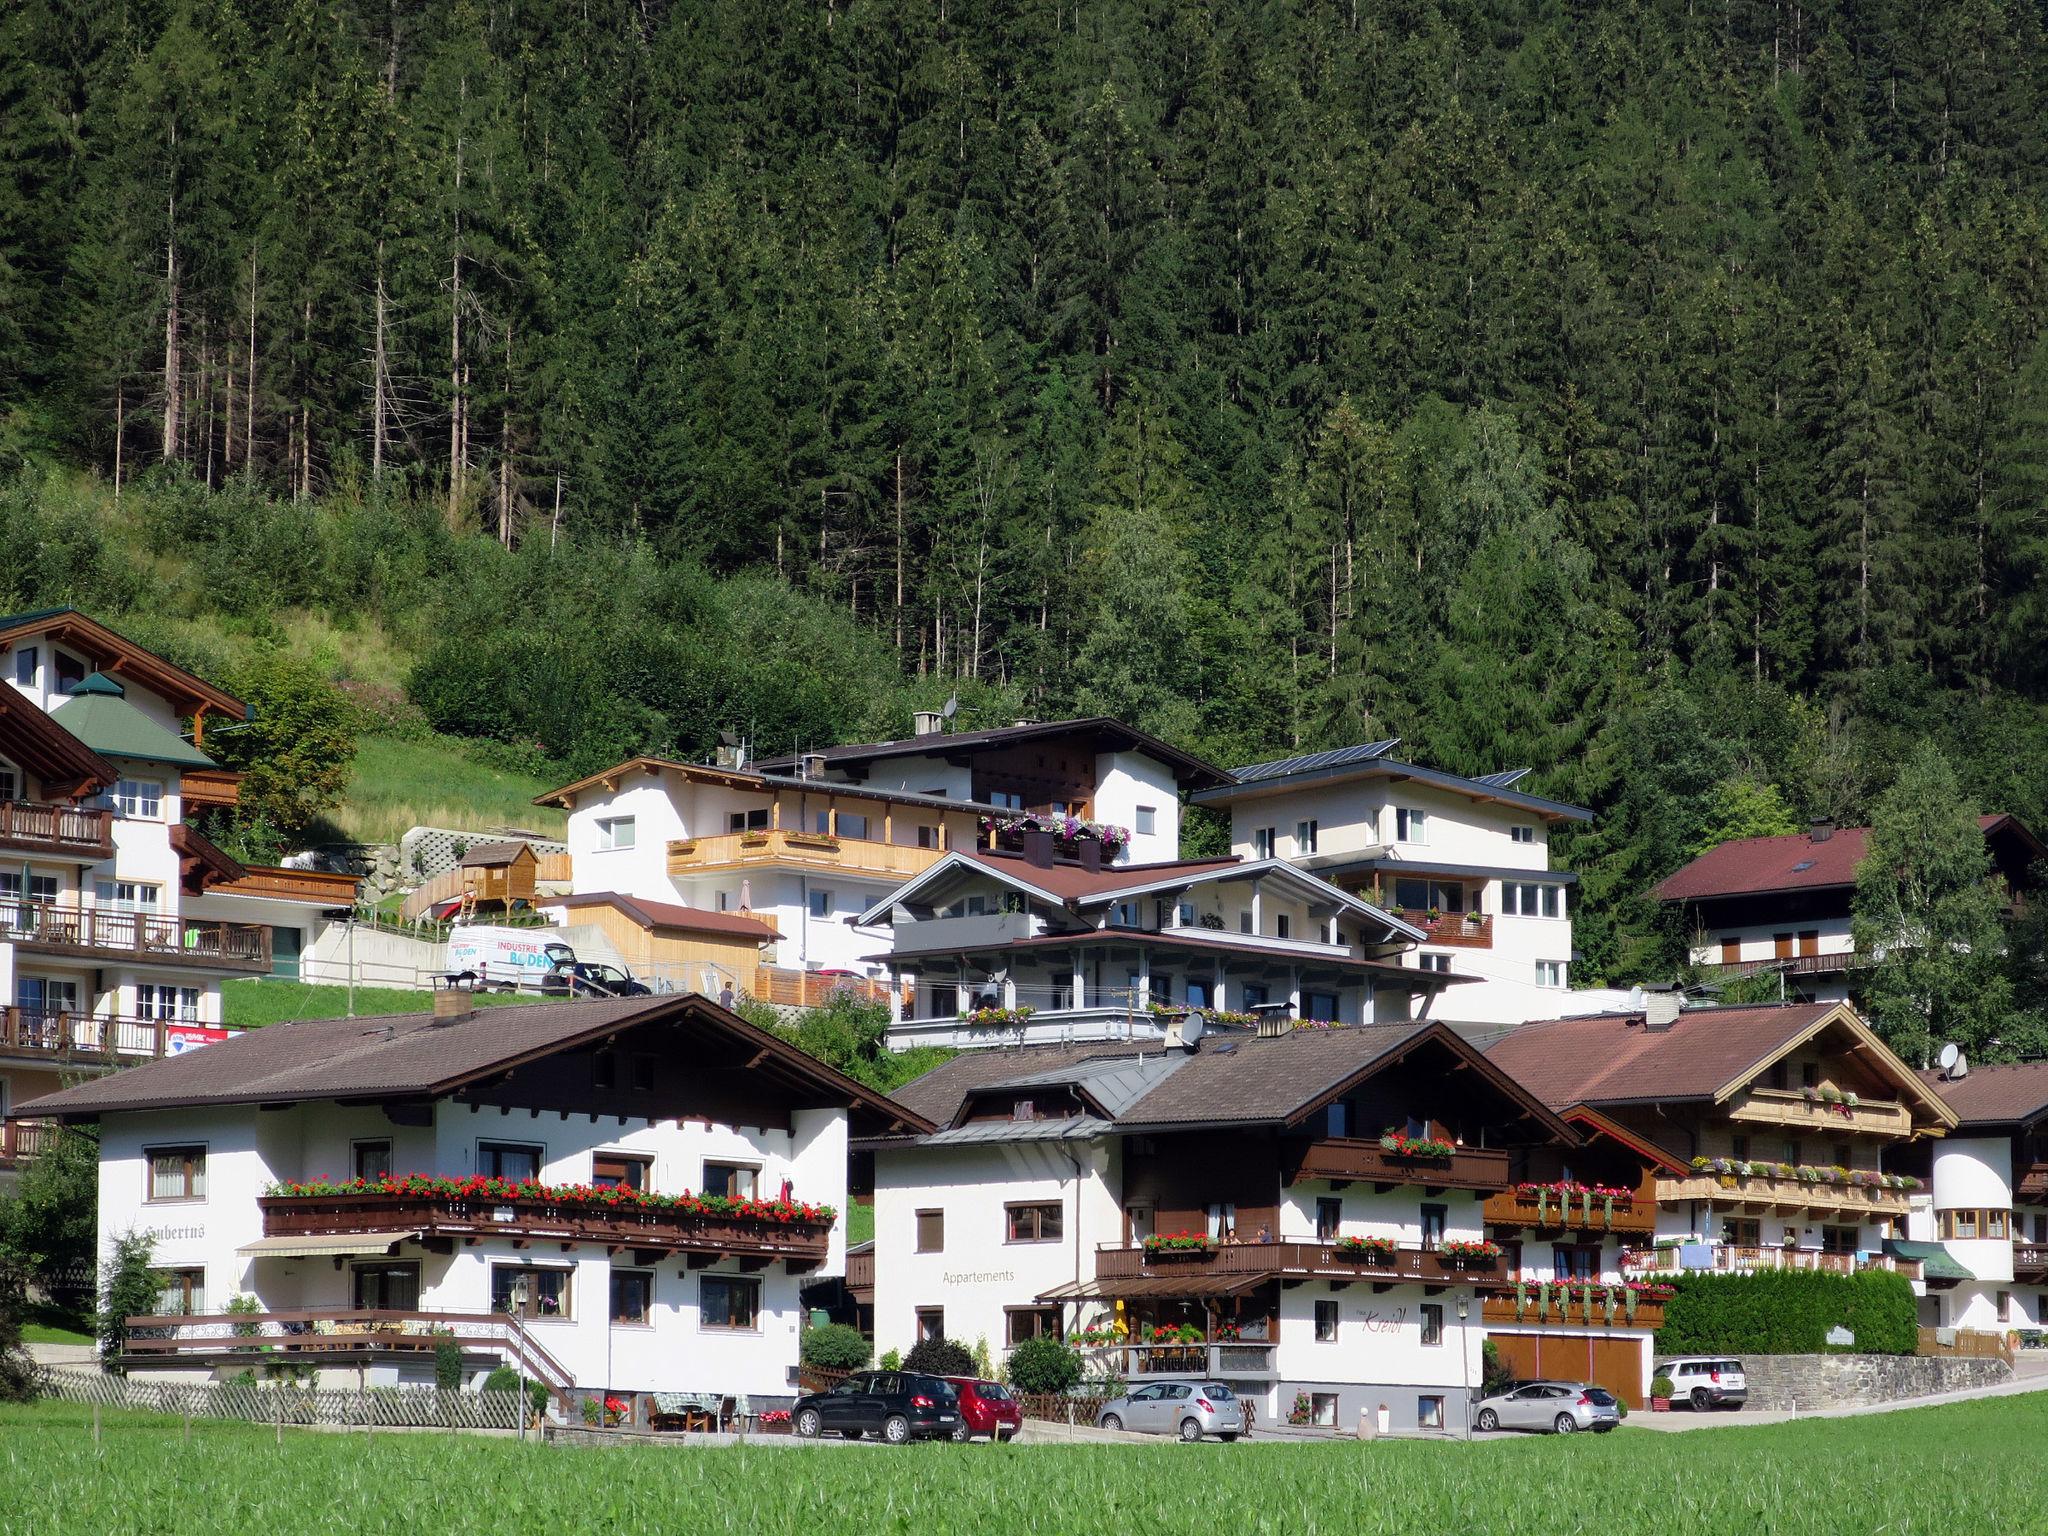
xmin=37 ymin=1367 xmax=525 ymax=1429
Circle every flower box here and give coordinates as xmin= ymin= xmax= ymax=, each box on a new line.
xmin=1440 ymin=1239 xmax=1502 ymax=1263
xmin=1379 ymin=1130 xmax=1456 ymax=1160
xmin=1336 ymin=1235 xmax=1401 ymax=1261
xmin=263 ymin=1173 xmax=835 ymax=1226
xmin=1143 ymin=1231 xmax=1216 ymax=1256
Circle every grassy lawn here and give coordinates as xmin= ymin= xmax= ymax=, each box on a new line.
xmin=330 ymin=732 xmax=565 ymax=845
xmin=20 ymin=1302 xmax=92 ymax=1347
xmin=3 ymin=1396 xmax=2045 ymax=1532
xmin=224 ymin=978 xmax=544 ymax=1028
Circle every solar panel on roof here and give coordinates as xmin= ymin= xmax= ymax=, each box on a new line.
xmin=1233 ymin=738 xmax=1401 ymax=782
xmin=1474 ymin=768 xmax=1532 ymax=788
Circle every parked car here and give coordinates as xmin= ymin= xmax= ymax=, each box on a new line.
xmin=1094 ymin=1380 xmax=1241 ymax=1442
xmin=1470 ymin=1380 xmax=1623 ymax=1435
xmin=941 ymin=1377 xmax=1023 ymax=1442
xmin=1659 ymin=1357 xmax=1747 ymax=1410
xmin=540 ymin=960 xmax=650 ymax=999
xmin=446 ymin=928 xmax=576 ymax=992
xmin=790 ymin=1371 xmax=961 ymax=1443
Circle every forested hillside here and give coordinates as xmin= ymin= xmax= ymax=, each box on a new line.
xmin=5 ymin=0 xmax=2048 ymax=986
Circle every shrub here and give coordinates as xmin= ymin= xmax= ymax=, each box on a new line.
xmin=0 ymin=1260 xmax=36 ymax=1403
xmin=879 ymin=1348 xmax=902 ymax=1371
xmin=903 ymin=1336 xmax=976 ymax=1377
xmin=0 ymin=1124 xmax=98 ymax=1297
xmin=799 ymin=1323 xmax=872 ymax=1372
xmin=1651 ymin=1374 xmax=1675 ymax=1398
xmin=1655 ymin=1269 xmax=1916 ymax=1356
xmin=483 ymin=1364 xmax=551 ymax=1415
xmin=433 ymin=1332 xmax=463 ymax=1391
xmin=97 ymin=1230 xmax=162 ymax=1374
xmin=1480 ymin=1339 xmax=1515 ymax=1395
xmin=1006 ymin=1337 xmax=1082 ymax=1396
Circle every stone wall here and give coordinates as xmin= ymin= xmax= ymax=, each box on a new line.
xmin=1730 ymin=1353 xmax=2008 ymax=1411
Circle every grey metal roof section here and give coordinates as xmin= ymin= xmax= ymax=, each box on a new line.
xmin=980 ymin=1052 xmax=1194 ymax=1119
xmin=1232 ymin=739 xmax=1401 ymax=783
xmin=919 ymin=1115 xmax=1112 ymax=1146
xmin=1197 ymin=750 xmax=1593 ymax=823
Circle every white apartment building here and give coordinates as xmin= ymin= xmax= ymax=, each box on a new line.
xmin=18 ymin=992 xmax=921 ymax=1410
xmin=1191 ymin=742 xmax=1594 ymax=1024
xmin=864 ymin=1017 xmax=1584 ymax=1428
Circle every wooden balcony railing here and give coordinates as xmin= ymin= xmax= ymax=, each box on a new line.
xmin=260 ymin=1191 xmax=834 ymax=1271
xmin=1726 ymin=1086 xmax=1913 ymax=1138
xmin=1657 ymin=1171 xmax=1910 ymax=1217
xmin=1078 ymin=1341 xmax=1279 ymax=1380
xmin=667 ymin=829 xmax=947 ymax=882
xmin=0 ymin=1008 xmax=197 ymax=1065
xmin=0 ymin=1119 xmax=58 ymax=1165
xmin=1481 ymin=1291 xmax=1667 ymax=1331
xmin=1698 ymin=951 xmax=1860 ymax=981
xmin=1095 ymin=1240 xmax=1508 ymax=1288
xmin=1393 ymin=911 xmax=1493 ymax=950
xmin=2017 ymin=1163 xmax=2048 ymax=1201
xmin=0 ymin=898 xmax=270 ymax=972
xmin=0 ymin=801 xmax=114 ymax=858
xmin=748 ymin=966 xmax=910 ymax=1011
xmin=1481 ymin=1188 xmax=1655 ymax=1235
xmin=1287 ymin=1137 xmax=1512 ymax=1193
xmin=1624 ymin=1245 xmax=1921 ymax=1280
xmin=2013 ymin=1244 xmax=2048 ymax=1281
xmin=846 ymin=1245 xmax=875 ymax=1297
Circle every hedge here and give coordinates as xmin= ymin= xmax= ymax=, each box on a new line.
xmin=1654 ymin=1269 xmax=1917 ymax=1356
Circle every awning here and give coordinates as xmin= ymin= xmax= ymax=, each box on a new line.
xmin=1039 ymin=1273 xmax=1273 ymax=1301
xmin=236 ymin=1231 xmax=419 ymax=1259
xmin=1884 ymin=1238 xmax=1972 ymax=1284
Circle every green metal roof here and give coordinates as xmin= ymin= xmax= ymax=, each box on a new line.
xmin=50 ymin=674 xmax=217 ymax=769
xmin=1884 ymin=1239 xmax=1972 ymax=1282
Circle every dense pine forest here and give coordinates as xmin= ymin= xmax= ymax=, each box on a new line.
xmin=5 ymin=0 xmax=2048 ymax=990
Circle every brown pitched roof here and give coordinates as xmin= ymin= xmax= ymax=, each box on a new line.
xmin=1920 ymin=1062 xmax=2048 ymax=1128
xmin=756 ymin=716 xmax=1232 ymax=791
xmin=14 ymin=993 xmax=931 ymax=1134
xmin=954 ymin=849 xmax=1243 ymax=901
xmin=459 ymin=840 xmax=535 ymax=868
xmin=1652 ymin=815 xmax=2032 ymax=902
xmin=555 ymin=891 xmax=781 ymax=942
xmin=0 ymin=689 xmax=118 ymax=796
xmin=869 ymin=926 xmax=1462 ymax=983
xmin=0 ymin=608 xmax=247 ymax=720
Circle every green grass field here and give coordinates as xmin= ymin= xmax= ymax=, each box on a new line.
xmin=223 ymin=979 xmax=543 ymax=1028
xmin=332 ymin=732 xmax=565 ymax=845
xmin=3 ymin=1396 xmax=2043 ymax=1533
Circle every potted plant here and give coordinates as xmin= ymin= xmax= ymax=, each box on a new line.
xmin=1336 ymin=1234 xmax=1401 ymax=1261
xmin=1143 ymin=1230 xmax=1217 ymax=1257
xmin=1378 ymin=1128 xmax=1457 ymax=1160
xmin=1649 ymin=1374 xmax=1674 ymax=1412
xmin=1439 ymin=1238 xmax=1502 ymax=1265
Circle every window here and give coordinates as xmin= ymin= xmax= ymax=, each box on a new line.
xmin=1418 ymin=954 xmax=1451 ymax=974
xmin=916 ymin=1209 xmax=945 ymax=1252
xmin=1314 ymin=1299 xmax=1339 ymax=1342
xmin=594 ymin=815 xmax=636 ymax=850
xmin=840 ymin=813 xmax=872 ymax=840
xmin=1325 ymin=1101 xmax=1351 ymax=1138
xmin=1535 ymin=960 xmax=1566 ymax=989
xmin=1005 ymin=1203 xmax=1062 ymax=1243
xmin=108 ymin=779 xmax=163 ymax=820
xmin=1135 ymin=806 xmax=1156 ymax=836
xmin=808 ymin=888 xmax=834 ymax=919
xmin=1820 ymin=1226 xmax=1860 ymax=1255
xmin=592 ymin=1051 xmax=616 ymax=1091
xmin=352 ymin=1140 xmax=393 ymax=1181
xmin=1420 ymin=1204 xmax=1446 ymax=1251
xmin=989 ymin=790 xmax=1024 ymax=811
xmin=914 ymin=1307 xmax=945 ymax=1343
xmin=136 ymin=984 xmax=201 ymax=1022
xmin=593 ymin=1153 xmax=651 ymax=1192
xmin=631 ymin=1054 xmax=656 ymax=1092
xmin=1205 ymin=1202 xmax=1237 ymax=1241
xmin=1801 ymin=1061 xmax=1820 ymax=1090
xmin=1392 ymin=878 xmax=1464 ymax=914
xmin=1419 ymin=1303 xmax=1444 ymax=1348
xmin=1988 ymin=1209 xmax=2011 ymax=1240
xmin=352 ymin=1262 xmax=418 ymax=1310
xmin=715 ymin=889 xmax=731 ymax=911
xmin=1417 ymin=1395 xmax=1446 ymax=1429
xmin=0 ymin=765 xmax=13 ymax=801
xmin=1005 ymin=1307 xmax=1061 ymax=1347
xmin=611 ymin=1270 xmax=654 ymax=1327
xmin=1782 ymin=1140 xmax=1802 ymax=1166
xmin=1502 ymin=882 xmax=1562 ymax=918
xmin=479 ymin=1142 xmax=541 ymax=1181
xmin=15 ymin=976 xmax=77 ymax=1014
xmin=1238 ymin=911 xmax=1253 ymax=934
xmin=1295 ymin=819 xmax=1319 ymax=853
xmin=156 ymin=1268 xmax=205 ymax=1316
xmin=1723 ymin=1217 xmax=1761 ymax=1246
xmin=55 ymin=653 xmax=84 ymax=692
xmin=1274 ymin=914 xmax=1291 ymax=939
xmin=1730 ymin=1134 xmax=1749 ymax=1161
xmin=1510 ymin=825 xmax=1535 ymax=844
xmin=1252 ymin=827 xmax=1276 ymax=860
xmin=13 ymin=646 xmax=35 ymax=686
xmin=700 ymin=1275 xmax=760 ymax=1331
xmin=1553 ymin=1244 xmax=1599 ymax=1280
xmin=1310 ymin=1392 xmax=1339 ymax=1427
xmin=1304 ymin=990 xmax=1339 ymax=1021
xmin=1241 ymin=985 xmax=1268 ymax=1009
xmin=916 ymin=824 xmax=940 ymax=849
xmin=94 ymin=879 xmax=160 ymax=911
xmin=492 ymin=1266 xmax=571 ymax=1318
xmin=1395 ymin=807 xmax=1427 ymax=843
xmin=2034 ymin=1214 xmax=2047 ymax=1245
xmin=703 ymin=1162 xmax=757 ymax=1199
xmin=1766 ymin=1061 xmax=1789 ymax=1091
xmin=2000 ymin=1290 xmax=2015 ymax=1324
xmin=1832 ymin=1143 xmax=1853 ymax=1169
xmin=1316 ymin=1197 xmax=1343 ymax=1241
xmin=147 ymin=1145 xmax=205 ymax=1202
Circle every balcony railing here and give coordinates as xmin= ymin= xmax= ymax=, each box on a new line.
xmin=1078 ymin=1341 xmax=1279 ymax=1381
xmin=667 ymin=829 xmax=947 ymax=882
xmin=1726 ymin=1086 xmax=1913 ymax=1138
xmin=1481 ymin=1187 xmax=1655 ymax=1235
xmin=1657 ymin=1171 xmax=1911 ymax=1217
xmin=1623 ymin=1245 xmax=1921 ymax=1280
xmin=0 ymin=1119 xmax=57 ymax=1165
xmin=0 ymin=898 xmax=270 ymax=972
xmin=259 ymin=1190 xmax=834 ymax=1271
xmin=846 ymin=1246 xmax=874 ymax=1297
xmin=1095 ymin=1240 xmax=1508 ymax=1288
xmin=1697 ymin=951 xmax=1860 ymax=981
xmin=0 ymin=801 xmax=114 ymax=858
xmin=1288 ymin=1137 xmax=1513 ymax=1193
xmin=2014 ymin=1244 xmax=2048 ymax=1281
xmin=0 ymin=1008 xmax=197 ymax=1065
xmin=1394 ymin=911 xmax=1493 ymax=950
xmin=1481 ymin=1290 xmax=1667 ymax=1331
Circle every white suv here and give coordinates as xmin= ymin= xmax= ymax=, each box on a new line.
xmin=1661 ymin=1357 xmax=1747 ymax=1410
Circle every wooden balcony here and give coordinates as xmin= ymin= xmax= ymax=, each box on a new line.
xmin=748 ymin=965 xmax=910 ymax=1011
xmin=259 ymin=1191 xmax=834 ymax=1272
xmin=846 ymin=1244 xmax=874 ymax=1300
xmin=2014 ymin=1244 xmax=2048 ymax=1283
xmin=0 ymin=1118 xmax=57 ymax=1166
xmin=177 ymin=767 xmax=243 ymax=811
xmin=0 ymin=1007 xmax=201 ymax=1066
xmin=1079 ymin=1341 xmax=1279 ymax=1381
xmin=0 ymin=801 xmax=114 ymax=858
xmin=1657 ymin=1171 xmax=1910 ymax=1218
xmin=1287 ymin=1136 xmax=1512 ymax=1193
xmin=1094 ymin=1240 xmax=1508 ymax=1289
xmin=1624 ymin=1245 xmax=1921 ymax=1280
xmin=1726 ymin=1085 xmax=1913 ymax=1138
xmin=1697 ymin=951 xmax=1860 ymax=981
xmin=666 ymin=829 xmax=946 ymax=883
xmin=1481 ymin=1187 xmax=1655 ymax=1236
xmin=2017 ymin=1163 xmax=2048 ymax=1201
xmin=1397 ymin=911 xmax=1493 ymax=950
xmin=0 ymin=898 xmax=270 ymax=973
xmin=212 ymin=865 xmax=362 ymax=905
xmin=1481 ymin=1292 xmax=1667 ymax=1331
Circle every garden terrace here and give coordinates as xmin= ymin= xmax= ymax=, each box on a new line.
xmin=0 ymin=898 xmax=270 ymax=973
xmin=1092 ymin=1239 xmax=1508 ymax=1290
xmin=0 ymin=801 xmax=113 ymax=859
xmin=259 ymin=1188 xmax=834 ymax=1271
xmin=1285 ymin=1136 xmax=1512 ymax=1193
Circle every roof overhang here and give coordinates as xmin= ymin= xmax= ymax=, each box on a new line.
xmin=1559 ymin=1103 xmax=1692 ymax=1176
xmin=1709 ymin=1002 xmax=1957 ymax=1131
xmin=0 ymin=690 xmax=119 ymax=795
xmin=759 ymin=716 xmax=1232 ymax=793
xmin=1066 ymin=857 xmax=1426 ymax=942
xmin=1195 ymin=756 xmax=1592 ymax=823
xmin=1278 ymin=1020 xmax=1584 ymax=1145
xmin=0 ymin=610 xmax=247 ymax=720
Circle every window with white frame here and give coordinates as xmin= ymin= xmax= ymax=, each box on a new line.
xmin=1535 ymin=960 xmax=1567 ymax=988
xmin=1252 ymin=827 xmax=1276 ymax=859
xmin=136 ymin=984 xmax=201 ymax=1022
xmin=594 ymin=815 xmax=636 ymax=850
xmin=94 ymin=879 xmax=160 ymax=912
xmin=728 ymin=807 xmax=770 ymax=832
xmin=1 ymin=871 xmax=58 ymax=904
xmin=1510 ymin=825 xmax=1536 ymax=844
xmin=1135 ymin=806 xmax=1156 ymax=836
xmin=106 ymin=779 xmax=163 ymax=820
xmin=702 ymin=1161 xmax=758 ymax=1199
xmin=1418 ymin=954 xmax=1451 ymax=974
xmin=1502 ymin=881 xmax=1563 ymax=918
xmin=491 ymin=1265 xmax=571 ymax=1319
xmin=1395 ymin=807 xmax=1427 ymax=843
xmin=1295 ymin=819 xmax=1318 ymax=854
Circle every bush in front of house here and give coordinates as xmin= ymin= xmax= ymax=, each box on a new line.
xmin=96 ymin=1230 xmax=163 ymax=1375
xmin=904 ymin=1336 xmax=977 ymax=1377
xmin=799 ymin=1323 xmax=872 ymax=1372
xmin=1655 ymin=1269 xmax=1916 ymax=1356
xmin=433 ymin=1332 xmax=464 ymax=1390
xmin=1006 ymin=1337 xmax=1083 ymax=1396
xmin=483 ymin=1365 xmax=551 ymax=1415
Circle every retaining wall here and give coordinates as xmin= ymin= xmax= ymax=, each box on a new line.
xmin=1729 ymin=1353 xmax=2009 ymax=1411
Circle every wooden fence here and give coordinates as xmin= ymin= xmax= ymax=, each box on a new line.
xmin=36 ymin=1366 xmax=525 ymax=1428
xmin=1917 ymin=1327 xmax=2015 ymax=1362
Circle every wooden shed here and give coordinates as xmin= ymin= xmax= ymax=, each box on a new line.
xmin=457 ymin=840 xmax=540 ymax=915
xmin=551 ymin=892 xmax=781 ymax=997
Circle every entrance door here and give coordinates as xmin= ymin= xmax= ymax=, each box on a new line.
xmin=352 ymin=1262 xmax=420 ymax=1311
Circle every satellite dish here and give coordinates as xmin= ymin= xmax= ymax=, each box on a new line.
xmin=1952 ymin=1052 xmax=1970 ymax=1080
xmin=1180 ymin=1010 xmax=1207 ymax=1048
xmin=1938 ymin=1042 xmax=1960 ymax=1075
xmin=941 ymin=694 xmax=959 ymax=720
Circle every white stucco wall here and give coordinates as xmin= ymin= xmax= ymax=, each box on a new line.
xmin=1090 ymin=751 xmax=1181 ymax=864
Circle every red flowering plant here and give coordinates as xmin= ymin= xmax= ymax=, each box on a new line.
xmin=1143 ymin=1230 xmax=1216 ymax=1255
xmin=582 ymin=1394 xmax=632 ymax=1427
xmin=1378 ymin=1129 xmax=1456 ymax=1159
xmin=1149 ymin=1323 xmax=1204 ymax=1344
xmin=263 ymin=1173 xmax=835 ymax=1226
xmin=756 ymin=1409 xmax=792 ymax=1427
xmin=1439 ymin=1239 xmax=1502 ymax=1263
xmin=1336 ymin=1234 xmax=1401 ymax=1260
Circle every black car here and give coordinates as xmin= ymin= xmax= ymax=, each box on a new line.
xmin=792 ymin=1371 xmax=961 ymax=1443
xmin=539 ymin=960 xmax=650 ymax=998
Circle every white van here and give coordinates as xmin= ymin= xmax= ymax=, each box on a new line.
xmin=1660 ymin=1357 xmax=1747 ymax=1410
xmin=445 ymin=926 xmax=575 ymax=991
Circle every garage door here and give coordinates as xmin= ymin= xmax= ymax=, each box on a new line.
xmin=1487 ymin=1332 xmax=1649 ymax=1408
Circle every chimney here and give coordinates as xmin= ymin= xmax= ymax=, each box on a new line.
xmin=432 ymin=977 xmax=477 ymax=1024
xmin=1255 ymin=1012 xmax=1294 ymax=1039
xmin=912 ymin=709 xmax=944 ymax=736
xmin=801 ymin=752 xmax=827 ymax=779
xmin=1809 ymin=820 xmax=1834 ymax=843
xmin=1642 ymin=989 xmax=1682 ymax=1033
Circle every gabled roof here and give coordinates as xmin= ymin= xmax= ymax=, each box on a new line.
xmin=1653 ymin=815 xmax=2045 ymax=903
xmin=0 ymin=609 xmax=247 ymax=720
xmin=1196 ymin=744 xmax=1591 ymax=823
xmin=1484 ymin=1002 xmax=1956 ymax=1128
xmin=1920 ymin=1061 xmax=2048 ymax=1130
xmin=171 ymin=821 xmax=249 ymax=891
xmin=1559 ymin=1103 xmax=1693 ymax=1176
xmin=0 ymin=688 xmax=117 ymax=795
xmin=50 ymin=674 xmax=217 ymax=769
xmin=755 ymin=716 xmax=1232 ymax=792
xmin=967 ymin=1053 xmax=1193 ymax=1120
xmin=554 ymin=890 xmax=781 ymax=942
xmin=535 ymin=754 xmax=1014 ymax=817
xmin=459 ymin=840 xmax=536 ymax=868
xmin=16 ymin=992 xmax=930 ymax=1135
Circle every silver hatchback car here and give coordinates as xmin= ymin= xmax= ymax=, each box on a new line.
xmin=1471 ymin=1380 xmax=1622 ymax=1435
xmin=1094 ymin=1380 xmax=1242 ymax=1441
